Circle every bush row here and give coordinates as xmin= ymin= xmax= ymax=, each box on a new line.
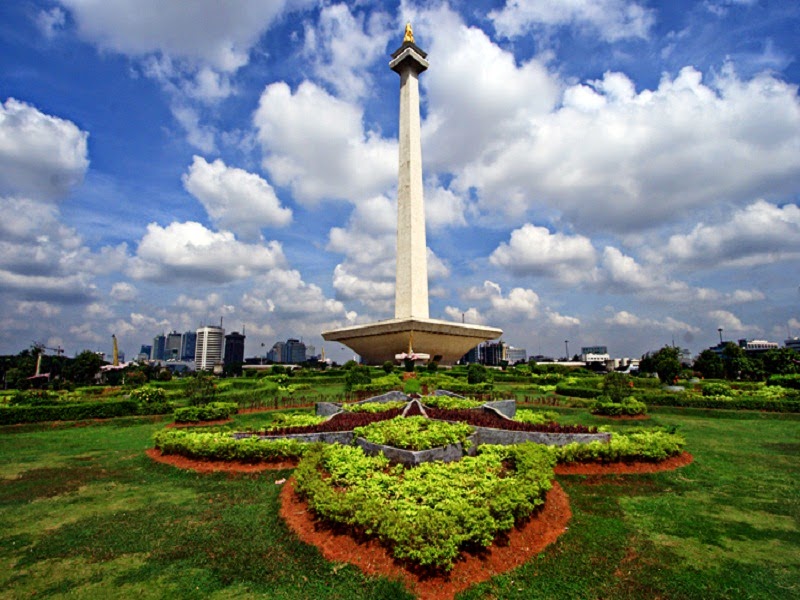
xmin=555 ymin=383 xmax=601 ymax=399
xmin=767 ymin=374 xmax=800 ymax=390
xmin=153 ymin=429 xmax=309 ymax=462
xmin=0 ymin=399 xmax=172 ymax=425
xmin=638 ymin=391 xmax=800 ymax=412
xmin=173 ymin=402 xmax=238 ymax=423
xmin=554 ymin=430 xmax=684 ymax=463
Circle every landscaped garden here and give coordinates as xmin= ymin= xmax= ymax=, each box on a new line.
xmin=1 ymin=365 xmax=798 ymax=598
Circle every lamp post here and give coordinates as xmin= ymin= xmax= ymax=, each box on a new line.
xmin=564 ymin=340 xmax=569 ymax=361
xmin=717 ymin=328 xmax=723 ymax=345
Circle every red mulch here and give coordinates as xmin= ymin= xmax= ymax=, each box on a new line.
xmin=279 ymin=478 xmax=571 ymax=600
xmin=145 ymin=448 xmax=298 ymax=472
xmin=165 ymin=418 xmax=233 ymax=428
xmin=554 ymin=451 xmax=693 ymax=475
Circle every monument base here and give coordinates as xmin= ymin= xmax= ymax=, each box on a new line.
xmin=322 ymin=318 xmax=502 ymax=365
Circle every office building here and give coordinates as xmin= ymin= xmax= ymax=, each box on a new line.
xmin=165 ymin=331 xmax=182 ymax=361
xmin=180 ymin=331 xmax=197 ymax=361
xmin=151 ymin=334 xmax=166 ymax=361
xmin=195 ymin=325 xmax=225 ymax=370
xmin=224 ymin=331 xmax=246 ymax=365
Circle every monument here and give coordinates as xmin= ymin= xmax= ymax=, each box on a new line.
xmin=322 ymin=24 xmax=502 ymax=365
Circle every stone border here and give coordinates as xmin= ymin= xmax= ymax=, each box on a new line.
xmin=356 ymin=435 xmax=473 ymax=465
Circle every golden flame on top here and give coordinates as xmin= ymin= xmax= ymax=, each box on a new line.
xmin=403 ymin=22 xmax=414 ymax=44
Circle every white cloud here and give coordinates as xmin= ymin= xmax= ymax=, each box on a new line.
xmin=458 ymin=66 xmax=800 ymax=233
xmin=708 ymin=310 xmax=760 ymax=334
xmin=110 ymin=282 xmax=137 ymax=302
xmin=490 ymin=287 xmax=541 ymax=319
xmin=444 ymin=306 xmax=487 ymax=325
xmin=605 ymin=310 xmax=700 ymax=333
xmin=253 ymin=81 xmax=395 ymax=204
xmin=490 ymin=224 xmax=597 ymax=283
xmin=171 ymin=104 xmax=216 ymax=153
xmin=489 ymin=0 xmax=654 ymax=42
xmin=183 ymin=156 xmax=292 ymax=240
xmin=302 ymin=4 xmax=390 ymax=101
xmin=175 ymin=293 xmax=235 ymax=317
xmin=128 ymin=221 xmax=286 ymax=283
xmin=58 ymin=0 xmax=307 ymax=73
xmin=425 ymin=183 xmax=468 ymax=229
xmin=36 ymin=7 xmax=66 ymax=39
xmin=0 ymin=98 xmax=89 ymax=199
xmin=16 ymin=301 xmax=61 ymax=318
xmin=658 ymin=200 xmax=800 ymax=268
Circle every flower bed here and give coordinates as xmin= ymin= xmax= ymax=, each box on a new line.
xmin=293 ymin=442 xmax=556 ymax=572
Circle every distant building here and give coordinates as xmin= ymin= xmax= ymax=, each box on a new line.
xmin=506 ymin=346 xmax=527 ymax=364
xmin=460 ymin=346 xmax=480 ymax=364
xmin=581 ymin=345 xmax=608 ymax=355
xmin=165 ymin=330 xmax=182 ymax=361
xmin=139 ymin=345 xmax=152 ymax=361
xmin=267 ymin=342 xmax=284 ymax=363
xmin=151 ymin=334 xmax=166 ymax=361
xmin=180 ymin=331 xmax=197 ymax=361
xmin=738 ymin=339 xmax=779 ymax=355
xmin=582 ymin=352 xmax=611 ymax=365
xmin=195 ymin=325 xmax=225 ymax=370
xmin=786 ymin=338 xmax=800 ymax=352
xmin=224 ymin=331 xmax=246 ymax=365
xmin=482 ymin=341 xmax=507 ymax=366
xmin=283 ymin=338 xmax=306 ymax=364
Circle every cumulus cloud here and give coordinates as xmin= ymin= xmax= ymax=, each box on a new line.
xmin=0 ymin=98 xmax=89 ymax=199
xmin=457 ymin=66 xmax=800 ymax=232
xmin=128 ymin=221 xmax=287 ymax=283
xmin=424 ymin=183 xmax=468 ymax=229
xmin=16 ymin=301 xmax=61 ymax=318
xmin=444 ymin=306 xmax=487 ymax=325
xmin=303 ymin=4 xmax=390 ymax=101
xmin=708 ymin=309 xmax=760 ymax=334
xmin=658 ymin=200 xmax=800 ymax=268
xmin=58 ymin=0 xmax=306 ymax=73
xmin=253 ymin=81 xmax=395 ymax=204
xmin=413 ymin=7 xmax=560 ymax=172
xmin=490 ymin=224 xmax=597 ymax=283
xmin=183 ymin=156 xmax=292 ymax=240
xmin=489 ymin=0 xmax=654 ymax=41
xmin=605 ymin=310 xmax=700 ymax=333
xmin=110 ymin=282 xmax=137 ymax=302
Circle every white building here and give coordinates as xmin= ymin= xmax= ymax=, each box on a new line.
xmin=195 ymin=325 xmax=225 ymax=371
xmin=506 ymin=346 xmax=527 ymax=364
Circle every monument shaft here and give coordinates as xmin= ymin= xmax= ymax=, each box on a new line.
xmin=392 ymin=45 xmax=429 ymax=320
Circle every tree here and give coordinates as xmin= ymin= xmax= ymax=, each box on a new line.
xmin=761 ymin=348 xmax=799 ymax=376
xmin=601 ymin=371 xmax=633 ymax=403
xmin=62 ymin=350 xmax=104 ymax=386
xmin=186 ymin=373 xmax=217 ymax=405
xmin=641 ymin=346 xmax=681 ymax=383
xmin=382 ymin=361 xmax=395 ymax=374
xmin=467 ymin=363 xmax=489 ymax=384
xmin=693 ymin=349 xmax=724 ymax=379
xmin=344 ymin=365 xmax=372 ymax=391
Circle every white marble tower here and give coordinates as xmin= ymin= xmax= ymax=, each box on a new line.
xmin=390 ymin=31 xmax=429 ymax=319
xmin=321 ymin=25 xmax=502 ymax=365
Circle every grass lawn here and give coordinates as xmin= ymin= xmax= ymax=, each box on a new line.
xmin=1 ymin=407 xmax=798 ymax=599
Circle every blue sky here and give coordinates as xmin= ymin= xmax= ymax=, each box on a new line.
xmin=1 ymin=0 xmax=798 ymax=363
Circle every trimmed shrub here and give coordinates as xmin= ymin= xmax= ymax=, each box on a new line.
xmin=554 ymin=430 xmax=684 ymax=463
xmin=591 ymin=395 xmax=647 ymax=416
xmin=555 ymin=383 xmax=602 ymax=399
xmin=0 ymin=400 xmax=144 ymax=424
xmin=173 ymin=402 xmax=238 ymax=423
xmin=153 ymin=429 xmax=309 ymax=462
xmin=768 ymin=374 xmax=800 ymax=390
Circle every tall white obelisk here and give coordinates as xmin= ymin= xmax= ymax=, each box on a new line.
xmin=390 ymin=23 xmax=429 ymax=320
xmin=321 ymin=25 xmax=502 ymax=365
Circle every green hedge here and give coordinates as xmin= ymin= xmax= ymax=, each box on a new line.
xmin=591 ymin=396 xmax=648 ymax=416
xmin=153 ymin=429 xmax=309 ymax=462
xmin=173 ymin=402 xmax=238 ymax=423
xmin=554 ymin=430 xmax=685 ymax=463
xmin=0 ymin=400 xmax=148 ymax=425
xmin=640 ymin=391 xmax=800 ymax=412
xmin=767 ymin=374 xmax=800 ymax=390
xmin=555 ymin=383 xmax=602 ymax=399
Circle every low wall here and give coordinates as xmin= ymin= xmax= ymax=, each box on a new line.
xmin=356 ymin=436 xmax=473 ymax=466
xmin=473 ymin=427 xmax=610 ymax=447
xmin=233 ymin=431 xmax=355 ymax=445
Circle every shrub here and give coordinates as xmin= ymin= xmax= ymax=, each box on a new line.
xmin=467 ymin=363 xmax=489 ymax=384
xmin=293 ymin=442 xmax=554 ymax=571
xmin=9 ymin=389 xmax=59 ymax=406
xmin=153 ymin=429 xmax=309 ymax=462
xmin=555 ymin=383 xmax=602 ymax=399
xmin=403 ymin=377 xmax=422 ymax=395
xmin=701 ymin=382 xmax=731 ymax=397
xmin=186 ymin=374 xmax=217 ymax=405
xmin=601 ymin=372 xmax=633 ymax=403
xmin=344 ymin=365 xmax=372 ymax=391
xmin=130 ymin=387 xmax=166 ymax=405
xmin=341 ymin=401 xmax=407 ymax=413
xmin=513 ymin=409 xmax=559 ymax=425
xmin=173 ymin=402 xmax=238 ymax=423
xmin=0 ymin=400 xmax=144 ymax=424
xmin=767 ymin=374 xmax=800 ymax=390
xmin=421 ymin=395 xmax=482 ymax=410
xmin=554 ymin=429 xmax=684 ymax=463
xmin=264 ymin=413 xmax=326 ymax=429
xmin=354 ymin=416 xmax=474 ymax=451
xmin=591 ymin=395 xmax=647 ymax=416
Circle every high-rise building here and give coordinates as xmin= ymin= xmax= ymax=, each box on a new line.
xmin=267 ymin=342 xmax=284 ymax=363
xmin=151 ymin=334 xmax=166 ymax=361
xmin=283 ymin=338 xmax=306 ymax=364
xmin=165 ymin=330 xmax=182 ymax=361
xmin=506 ymin=346 xmax=527 ymax=364
xmin=180 ymin=331 xmax=197 ymax=361
xmin=224 ymin=331 xmax=246 ymax=365
xmin=195 ymin=326 xmax=224 ymax=370
xmin=482 ymin=341 xmax=507 ymax=366
xmin=139 ymin=345 xmax=152 ymax=361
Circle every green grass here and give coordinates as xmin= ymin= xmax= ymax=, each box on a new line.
xmin=1 ymin=406 xmax=798 ymax=599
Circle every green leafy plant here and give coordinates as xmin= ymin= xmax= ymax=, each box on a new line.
xmin=353 ymin=416 xmax=473 ymax=451
xmin=341 ymin=401 xmax=407 ymax=413
xmin=153 ymin=429 xmax=309 ymax=462
xmin=421 ymin=395 xmax=482 ymax=409
xmin=591 ymin=395 xmax=647 ymax=416
xmin=513 ymin=409 xmax=559 ymax=425
xmin=173 ymin=402 xmax=238 ymax=423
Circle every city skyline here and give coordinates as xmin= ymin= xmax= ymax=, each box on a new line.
xmin=1 ymin=1 xmax=799 ymax=364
